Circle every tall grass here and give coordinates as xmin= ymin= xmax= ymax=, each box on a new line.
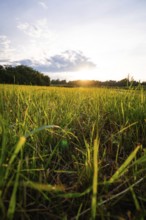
xmin=0 ymin=84 xmax=146 ymax=219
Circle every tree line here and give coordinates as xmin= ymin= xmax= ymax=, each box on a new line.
xmin=0 ymin=65 xmax=50 ymax=86
xmin=51 ymin=78 xmax=146 ymax=88
xmin=1 ymin=64 xmax=146 ymax=88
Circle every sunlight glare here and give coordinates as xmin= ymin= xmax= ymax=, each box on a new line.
xmin=73 ymin=69 xmax=98 ymax=80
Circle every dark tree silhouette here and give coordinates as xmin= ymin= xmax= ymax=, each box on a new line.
xmin=0 ymin=65 xmax=50 ymax=86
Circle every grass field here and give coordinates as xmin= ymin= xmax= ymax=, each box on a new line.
xmin=0 ymin=84 xmax=146 ymax=219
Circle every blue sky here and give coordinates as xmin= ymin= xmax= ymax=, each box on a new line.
xmin=0 ymin=0 xmax=146 ymax=81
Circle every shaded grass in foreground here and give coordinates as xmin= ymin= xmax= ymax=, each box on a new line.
xmin=0 ymin=85 xmax=146 ymax=219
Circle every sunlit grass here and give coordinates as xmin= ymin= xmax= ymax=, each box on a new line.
xmin=0 ymin=84 xmax=146 ymax=219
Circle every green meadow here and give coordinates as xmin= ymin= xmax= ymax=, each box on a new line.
xmin=0 ymin=84 xmax=146 ymax=219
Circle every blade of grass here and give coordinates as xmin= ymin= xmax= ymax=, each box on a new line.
xmin=7 ymin=161 xmax=21 ymax=220
xmin=0 ymin=190 xmax=5 ymax=218
xmin=25 ymin=125 xmax=61 ymax=138
xmin=0 ymin=115 xmax=7 ymax=166
xmin=118 ymin=121 xmax=138 ymax=134
xmin=98 ymin=177 xmax=144 ymax=206
xmin=130 ymin=186 xmax=141 ymax=211
xmin=91 ymin=138 xmax=99 ymax=220
xmin=58 ymin=187 xmax=92 ymax=198
xmin=109 ymin=145 xmax=141 ymax=184
xmin=8 ymin=137 xmax=26 ymax=166
xmin=74 ymin=203 xmax=83 ymax=220
xmin=5 ymin=136 xmax=26 ymax=180
xmin=23 ymin=181 xmax=65 ymax=192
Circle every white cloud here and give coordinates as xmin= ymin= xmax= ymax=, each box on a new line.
xmin=11 ymin=50 xmax=96 ymax=74
xmin=17 ymin=21 xmax=42 ymax=38
xmin=17 ymin=19 xmax=55 ymax=39
xmin=38 ymin=1 xmax=48 ymax=10
xmin=0 ymin=35 xmax=15 ymax=63
xmin=0 ymin=35 xmax=11 ymax=49
xmin=16 ymin=19 xmax=58 ymax=59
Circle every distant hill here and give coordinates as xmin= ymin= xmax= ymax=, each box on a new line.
xmin=0 ymin=65 xmax=50 ymax=86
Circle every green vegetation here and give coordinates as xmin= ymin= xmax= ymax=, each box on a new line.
xmin=0 ymin=65 xmax=50 ymax=86
xmin=0 ymin=85 xmax=146 ymax=219
xmin=51 ymin=78 xmax=146 ymax=88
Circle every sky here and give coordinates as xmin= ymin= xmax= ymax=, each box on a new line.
xmin=0 ymin=0 xmax=146 ymax=82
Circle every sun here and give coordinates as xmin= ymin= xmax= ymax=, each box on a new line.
xmin=73 ymin=69 xmax=98 ymax=81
